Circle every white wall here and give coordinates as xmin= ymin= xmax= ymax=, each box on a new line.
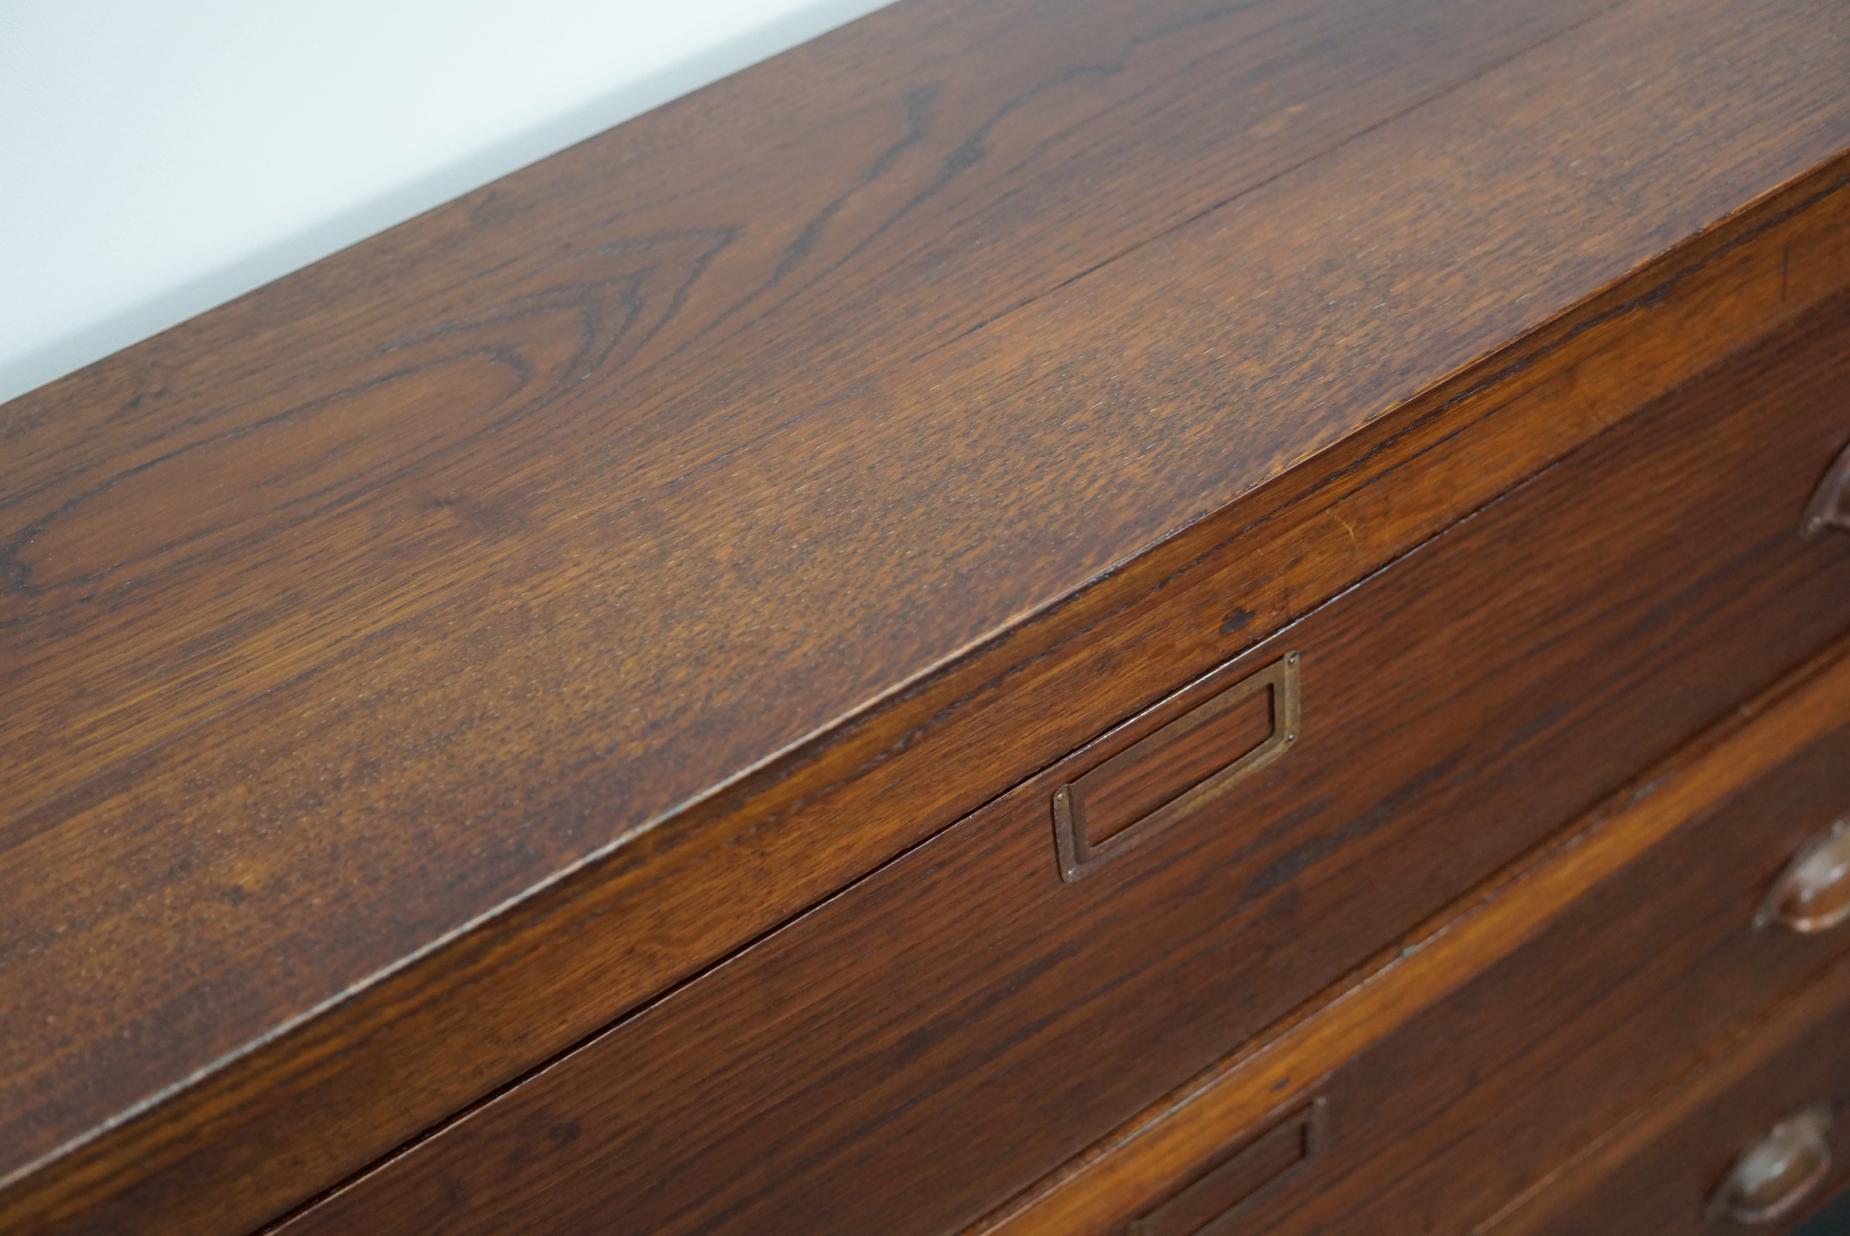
xmin=0 ymin=0 xmax=894 ymax=404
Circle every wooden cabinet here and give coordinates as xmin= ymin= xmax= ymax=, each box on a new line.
xmin=986 ymin=638 xmax=1850 ymax=1236
xmin=1492 ymin=953 xmax=1850 ymax=1236
xmin=3 ymin=1 xmax=1849 ymax=1233
xmin=279 ymin=301 xmax=1850 ymax=1236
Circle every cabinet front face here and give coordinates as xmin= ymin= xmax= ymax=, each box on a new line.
xmin=1496 ymin=958 xmax=1850 ymax=1236
xmin=281 ymin=296 xmax=1850 ymax=1236
xmin=984 ymin=628 xmax=1850 ymax=1236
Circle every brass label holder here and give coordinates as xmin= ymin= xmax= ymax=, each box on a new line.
xmin=1053 ymin=652 xmax=1300 ymax=883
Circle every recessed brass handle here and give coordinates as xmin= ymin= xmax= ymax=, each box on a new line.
xmin=1052 ymin=653 xmax=1300 ymax=882
xmin=1801 ymin=441 xmax=1850 ymax=539
xmin=1756 ymin=819 xmax=1850 ymax=934
xmin=1707 ymin=1104 xmax=1834 ymax=1226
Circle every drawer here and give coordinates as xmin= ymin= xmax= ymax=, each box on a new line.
xmin=281 ymin=299 xmax=1850 ymax=1235
xmin=1491 ymin=949 xmax=1850 ymax=1235
xmin=985 ymin=633 xmax=1850 ymax=1235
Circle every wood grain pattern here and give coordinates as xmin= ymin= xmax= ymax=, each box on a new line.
xmin=1485 ymin=951 xmax=1850 ymax=1235
xmin=4 ymin=0 xmax=1849 ymax=1230
xmin=984 ymin=632 xmax=1850 ymax=1236
xmin=1128 ymin=1100 xmax=1325 ymax=1235
xmin=276 ymin=296 xmax=1850 ymax=1236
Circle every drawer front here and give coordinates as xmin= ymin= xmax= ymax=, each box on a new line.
xmin=1494 ymin=950 xmax=1850 ymax=1236
xmin=284 ymin=301 xmax=1850 ymax=1235
xmin=991 ymin=639 xmax=1850 ymax=1235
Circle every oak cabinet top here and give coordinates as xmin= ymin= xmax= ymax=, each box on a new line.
xmin=3 ymin=0 xmax=1847 ymax=1226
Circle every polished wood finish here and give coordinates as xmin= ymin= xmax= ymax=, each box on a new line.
xmin=984 ymin=634 xmax=1850 ymax=1236
xmin=1128 ymin=1100 xmax=1326 ymax=1236
xmin=5 ymin=1 xmax=1850 ymax=1232
xmin=279 ymin=299 xmax=1850 ymax=1235
xmin=1488 ymin=952 xmax=1850 ymax=1235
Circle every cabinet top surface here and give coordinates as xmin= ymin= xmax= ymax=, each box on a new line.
xmin=3 ymin=0 xmax=1847 ymax=1181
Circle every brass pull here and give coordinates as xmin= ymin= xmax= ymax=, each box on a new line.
xmin=1053 ymin=653 xmax=1300 ymax=882
xmin=1707 ymin=1104 xmax=1834 ymax=1226
xmin=1756 ymin=819 xmax=1850 ymax=934
xmin=1801 ymin=441 xmax=1850 ymax=539
xmin=1127 ymin=1100 xmax=1327 ymax=1236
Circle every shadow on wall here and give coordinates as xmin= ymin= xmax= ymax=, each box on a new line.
xmin=0 ymin=0 xmax=892 ymax=405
